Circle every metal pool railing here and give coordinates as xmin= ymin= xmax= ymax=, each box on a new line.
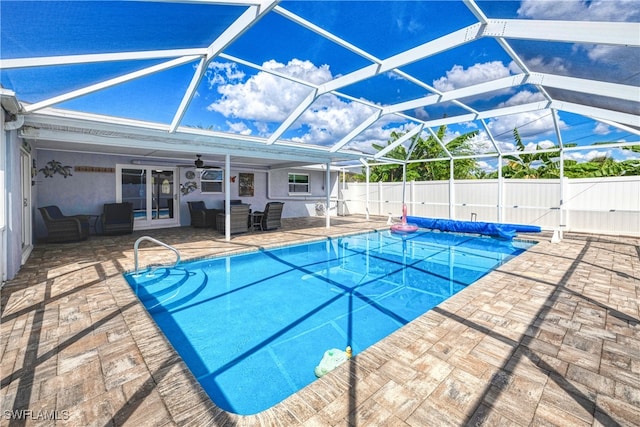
xmin=133 ymin=236 xmax=181 ymax=276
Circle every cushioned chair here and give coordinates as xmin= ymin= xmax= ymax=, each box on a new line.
xmin=252 ymin=202 xmax=284 ymax=231
xmin=188 ymin=201 xmax=220 ymax=228
xmin=38 ymin=205 xmax=90 ymax=242
xmin=216 ymin=203 xmax=250 ymax=234
xmin=101 ymin=202 xmax=134 ymax=235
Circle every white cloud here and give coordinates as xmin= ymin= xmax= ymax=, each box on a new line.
xmin=433 ymin=61 xmax=513 ymax=92
xmin=206 ymin=59 xmax=382 ymax=144
xmin=292 ymin=94 xmax=378 ymax=145
xmin=498 ymin=90 xmax=546 ymax=107
xmin=565 ymin=149 xmax=612 ymax=162
xmin=207 ymin=59 xmax=332 ymax=125
xmin=206 ymin=62 xmax=245 ymax=87
xmin=465 ymin=130 xmax=495 ymax=154
xmin=593 ymin=122 xmax=611 ymax=135
xmin=524 ymin=56 xmax=570 ymax=75
xmin=518 ymin=0 xmax=640 ymax=22
xmin=226 ymin=120 xmax=252 ymax=135
xmin=476 ymin=159 xmax=495 ymax=173
xmin=487 ymin=110 xmax=565 ymax=149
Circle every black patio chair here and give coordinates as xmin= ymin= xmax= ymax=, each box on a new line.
xmin=216 ymin=203 xmax=250 ymax=234
xmin=38 ymin=205 xmax=90 ymax=242
xmin=101 ymin=202 xmax=134 ymax=235
xmin=188 ymin=201 xmax=220 ymax=228
xmin=252 ymin=202 xmax=284 ymax=231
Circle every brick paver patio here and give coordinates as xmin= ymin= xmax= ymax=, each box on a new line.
xmin=1 ymin=216 xmax=638 ymax=426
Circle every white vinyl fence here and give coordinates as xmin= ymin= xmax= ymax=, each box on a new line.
xmin=339 ymin=176 xmax=639 ymax=237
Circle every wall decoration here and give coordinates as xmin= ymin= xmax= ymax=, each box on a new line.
xmin=75 ymin=166 xmax=115 ymax=173
xmin=185 ymin=170 xmax=196 ymax=179
xmin=180 ymin=181 xmax=198 ymax=195
xmin=39 ymin=160 xmax=73 ymax=178
xmin=239 ymin=173 xmax=254 ymax=197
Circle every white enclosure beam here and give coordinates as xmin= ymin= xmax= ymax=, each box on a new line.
xmin=426 ymin=127 xmax=453 ymax=159
xmin=384 ymin=74 xmax=528 ymax=115
xmin=483 ymin=19 xmax=640 ymax=47
xmin=169 ymin=0 xmax=277 ymax=132
xmin=267 ymin=88 xmax=318 ymax=144
xmin=385 ymin=73 xmax=638 ymax=117
xmin=24 ymin=56 xmax=200 ymax=113
xmin=423 ymin=101 xmax=551 ymax=128
xmin=528 ymin=73 xmax=640 ymax=102
xmin=552 ymin=101 xmax=640 ymax=128
xmin=593 ymin=118 xmax=640 ymax=137
xmin=169 ymin=57 xmax=208 ymax=132
xmin=0 ymin=49 xmax=205 ymax=69
xmin=318 ymin=23 xmax=484 ymax=95
xmin=275 ymin=6 xmax=381 ymax=64
xmin=374 ymin=125 xmax=424 ymax=159
xmin=552 ymin=108 xmax=565 ymax=150
xmin=330 ymin=110 xmax=382 ymax=153
xmin=480 ymin=119 xmax=501 ymax=155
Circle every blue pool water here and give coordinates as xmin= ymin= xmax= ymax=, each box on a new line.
xmin=125 ymin=230 xmax=534 ymax=415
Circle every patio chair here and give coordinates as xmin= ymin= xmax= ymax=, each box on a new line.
xmin=188 ymin=201 xmax=220 ymax=228
xmin=252 ymin=202 xmax=284 ymax=231
xmin=216 ymin=203 xmax=250 ymax=234
xmin=38 ymin=205 xmax=90 ymax=242
xmin=101 ymin=202 xmax=134 ymax=235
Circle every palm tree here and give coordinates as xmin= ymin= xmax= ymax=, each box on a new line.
xmin=363 ymin=126 xmax=480 ymax=182
xmin=501 ymin=128 xmax=560 ymax=178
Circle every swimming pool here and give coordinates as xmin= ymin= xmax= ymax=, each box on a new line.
xmin=125 ymin=230 xmax=534 ymax=415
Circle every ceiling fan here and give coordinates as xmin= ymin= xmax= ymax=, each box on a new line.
xmin=178 ymin=155 xmax=220 ymax=169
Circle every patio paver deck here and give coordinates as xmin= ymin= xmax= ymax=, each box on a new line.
xmin=1 ymin=216 xmax=639 ymax=426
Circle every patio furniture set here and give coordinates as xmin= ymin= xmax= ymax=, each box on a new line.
xmin=38 ymin=200 xmax=283 ymax=243
xmin=187 ymin=200 xmax=284 ymax=234
xmin=38 ymin=202 xmax=135 ymax=242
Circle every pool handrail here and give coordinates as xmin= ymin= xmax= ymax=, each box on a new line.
xmin=134 ymin=236 xmax=181 ymax=276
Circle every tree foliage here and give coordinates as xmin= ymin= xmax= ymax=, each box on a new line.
xmin=360 ymin=126 xmax=481 ymax=182
xmin=359 ymin=126 xmax=640 ymax=182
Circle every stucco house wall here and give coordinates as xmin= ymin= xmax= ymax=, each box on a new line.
xmin=33 ymin=150 xmax=339 ymax=239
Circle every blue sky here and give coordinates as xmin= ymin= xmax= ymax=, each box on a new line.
xmin=1 ymin=0 xmax=638 ymax=167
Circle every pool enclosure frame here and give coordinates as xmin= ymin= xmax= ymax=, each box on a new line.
xmin=1 ymin=0 xmax=639 ymax=282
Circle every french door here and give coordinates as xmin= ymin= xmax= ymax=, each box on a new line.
xmin=116 ymin=165 xmax=179 ymax=230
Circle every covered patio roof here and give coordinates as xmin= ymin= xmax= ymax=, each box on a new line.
xmin=1 ymin=0 xmax=639 ymax=169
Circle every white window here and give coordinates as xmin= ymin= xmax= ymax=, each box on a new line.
xmin=201 ymin=169 xmax=224 ymax=193
xmin=288 ymin=173 xmax=309 ymax=194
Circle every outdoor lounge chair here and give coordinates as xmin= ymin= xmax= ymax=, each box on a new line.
xmin=188 ymin=201 xmax=220 ymax=228
xmin=252 ymin=202 xmax=284 ymax=231
xmin=38 ymin=205 xmax=90 ymax=242
xmin=216 ymin=203 xmax=250 ymax=234
xmin=101 ymin=202 xmax=134 ymax=235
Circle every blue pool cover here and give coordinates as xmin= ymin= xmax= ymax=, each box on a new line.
xmin=406 ymin=216 xmax=541 ymax=240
